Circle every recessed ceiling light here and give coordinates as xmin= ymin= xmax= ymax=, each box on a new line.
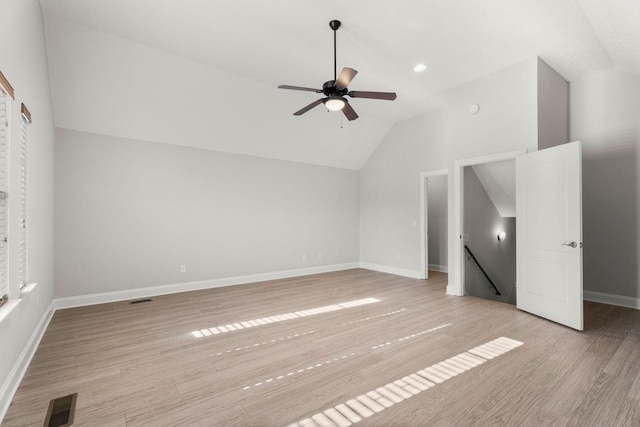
xmin=413 ymin=64 xmax=427 ymax=72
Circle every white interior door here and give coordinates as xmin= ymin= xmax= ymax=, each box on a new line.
xmin=516 ymin=141 xmax=583 ymax=330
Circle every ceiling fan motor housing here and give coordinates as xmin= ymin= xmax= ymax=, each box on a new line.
xmin=322 ymin=80 xmax=348 ymax=97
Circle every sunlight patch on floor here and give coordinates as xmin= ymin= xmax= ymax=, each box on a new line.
xmin=286 ymin=337 xmax=524 ymax=427
xmin=191 ymin=298 xmax=380 ymax=338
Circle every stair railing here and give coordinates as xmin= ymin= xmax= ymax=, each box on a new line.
xmin=464 ymin=245 xmax=502 ymax=296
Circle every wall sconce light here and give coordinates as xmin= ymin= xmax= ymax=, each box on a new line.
xmin=497 ymin=231 xmax=506 ymax=241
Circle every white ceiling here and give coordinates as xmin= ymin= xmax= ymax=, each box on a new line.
xmin=39 ymin=0 xmax=640 ymax=169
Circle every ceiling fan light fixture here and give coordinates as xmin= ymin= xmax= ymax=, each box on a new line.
xmin=324 ymin=97 xmax=346 ymax=111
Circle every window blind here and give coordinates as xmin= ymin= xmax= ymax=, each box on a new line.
xmin=18 ymin=104 xmax=30 ymax=288
xmin=0 ymin=88 xmax=10 ymax=296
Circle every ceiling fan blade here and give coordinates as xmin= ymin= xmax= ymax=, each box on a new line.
xmin=279 ymin=85 xmax=323 ymax=93
xmin=342 ymin=102 xmax=359 ymax=121
xmin=348 ymin=90 xmax=397 ymax=100
xmin=293 ymin=99 xmax=324 ymax=116
xmin=336 ymin=67 xmax=358 ymax=89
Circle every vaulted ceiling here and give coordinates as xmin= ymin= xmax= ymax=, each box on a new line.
xmin=39 ymin=0 xmax=640 ymax=169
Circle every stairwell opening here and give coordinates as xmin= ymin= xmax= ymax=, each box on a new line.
xmin=462 ymin=161 xmax=517 ymax=305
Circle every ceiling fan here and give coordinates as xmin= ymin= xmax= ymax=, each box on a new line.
xmin=278 ymin=20 xmax=397 ymax=121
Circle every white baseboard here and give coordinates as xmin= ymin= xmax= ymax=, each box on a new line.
xmin=428 ymin=264 xmax=448 ymax=273
xmin=359 ymin=263 xmax=422 ymax=279
xmin=55 ymin=263 xmax=360 ymax=309
xmin=584 ymin=290 xmax=640 ymax=310
xmin=0 ymin=301 xmax=56 ymax=422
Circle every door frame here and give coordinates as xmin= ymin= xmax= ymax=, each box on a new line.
xmin=450 ymin=149 xmax=526 ymax=296
xmin=419 ymin=169 xmax=448 ymax=280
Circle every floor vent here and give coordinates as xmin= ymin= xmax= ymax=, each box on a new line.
xmin=44 ymin=393 xmax=77 ymax=427
xmin=129 ymin=298 xmax=153 ymax=305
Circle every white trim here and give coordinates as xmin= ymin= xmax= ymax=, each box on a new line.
xmin=359 ymin=262 xmax=422 ymax=279
xmin=55 ymin=263 xmax=359 ymax=309
xmin=0 ymin=301 xmax=55 ymax=422
xmin=446 ymin=284 xmax=459 ymax=295
xmin=452 ymin=149 xmax=526 ymax=297
xmin=0 ymin=299 xmax=21 ymax=323
xmin=428 ymin=264 xmax=448 ymax=273
xmin=584 ymin=290 xmax=640 ymax=310
xmin=419 ymin=169 xmax=448 ymax=280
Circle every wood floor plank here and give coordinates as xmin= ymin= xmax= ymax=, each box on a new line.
xmin=3 ymin=269 xmax=640 ymax=427
xmin=630 ymin=368 xmax=640 ymax=401
xmin=541 ymin=333 xmax=622 ymax=418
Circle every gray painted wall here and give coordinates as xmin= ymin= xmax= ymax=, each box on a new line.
xmin=427 ymin=175 xmax=448 ymax=270
xmin=359 ymin=110 xmax=447 ymax=274
xmin=464 ymin=168 xmax=516 ymax=304
xmin=538 ymin=58 xmax=570 ymax=150
xmin=360 ymin=58 xmax=539 ymax=280
xmin=570 ymin=68 xmax=640 ymax=300
xmin=360 ymin=60 xmax=639 ymax=302
xmin=0 ymin=0 xmax=56 ymax=414
xmin=54 ymin=129 xmax=360 ymax=298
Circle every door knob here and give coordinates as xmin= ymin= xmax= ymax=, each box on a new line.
xmin=562 ymin=241 xmax=578 ymax=248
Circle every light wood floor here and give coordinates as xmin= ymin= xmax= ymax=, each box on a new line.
xmin=3 ymin=269 xmax=640 ymax=426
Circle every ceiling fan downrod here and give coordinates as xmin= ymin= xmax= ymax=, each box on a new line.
xmin=329 ymin=20 xmax=341 ymax=82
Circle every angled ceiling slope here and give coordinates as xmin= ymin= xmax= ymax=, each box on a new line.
xmin=39 ymin=0 xmax=637 ymax=169
xmin=472 ymin=161 xmax=516 ymax=218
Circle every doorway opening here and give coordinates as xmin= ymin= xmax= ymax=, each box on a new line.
xmin=420 ymin=170 xmax=448 ymax=280
xmin=463 ymin=161 xmax=517 ymax=304
xmin=451 ymin=149 xmax=525 ymax=299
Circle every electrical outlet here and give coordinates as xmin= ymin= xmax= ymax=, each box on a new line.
xmin=180 ymin=265 xmax=186 ymax=273
xmin=302 ymin=254 xmax=307 ymax=261
xmin=412 ymin=220 xmax=417 ymax=227
xmin=318 ymin=252 xmax=323 ymax=259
